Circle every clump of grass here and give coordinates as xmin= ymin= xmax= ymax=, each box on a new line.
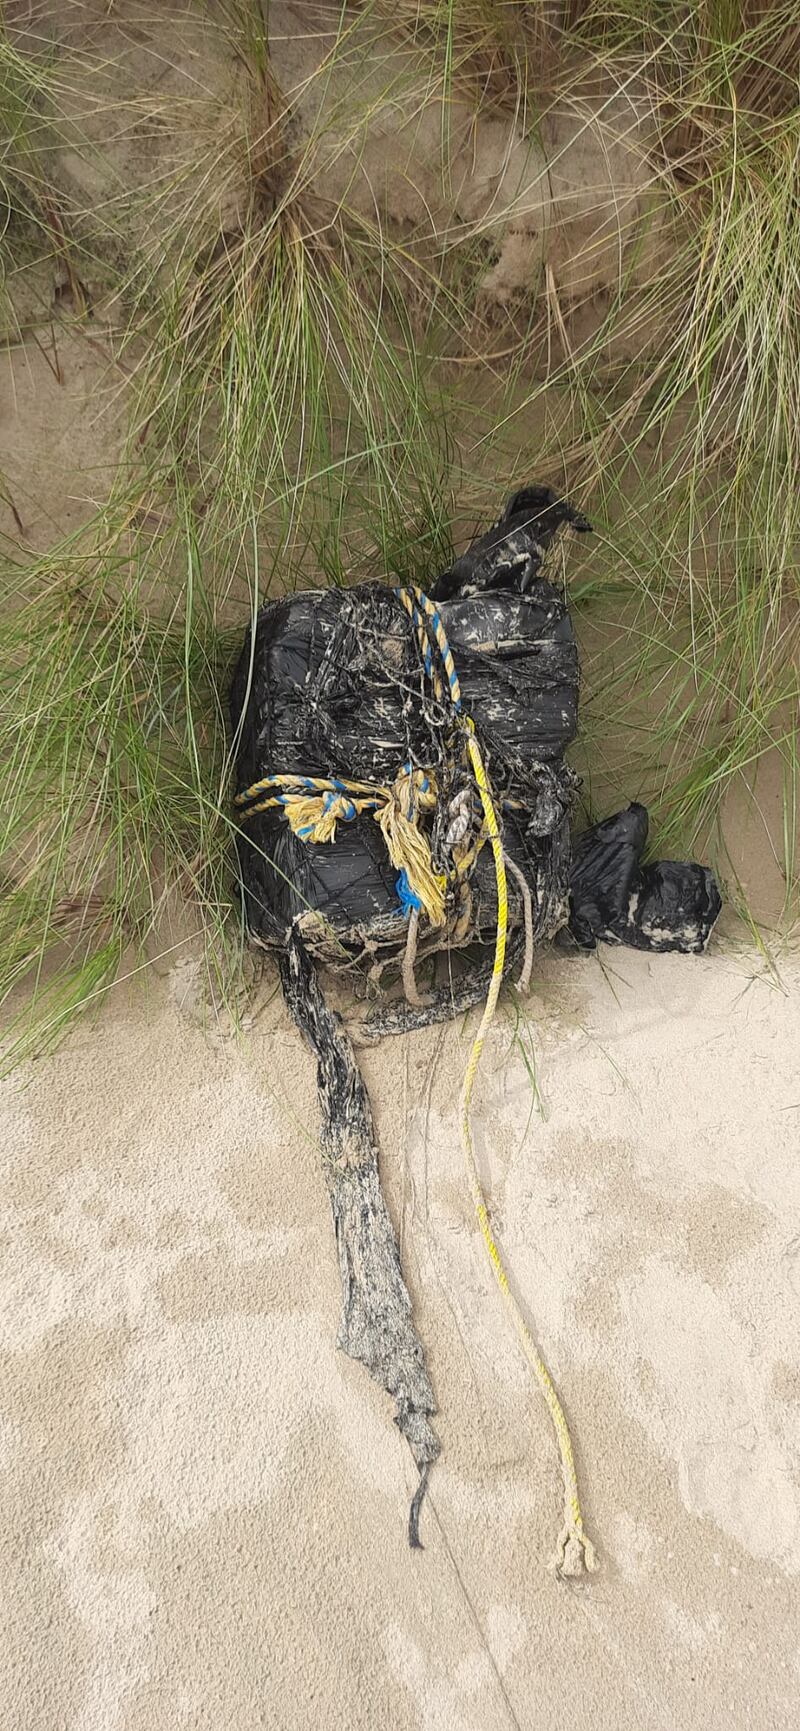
xmin=465 ymin=0 xmax=800 ymax=888
xmin=0 ymin=0 xmax=798 ymax=1067
xmin=0 ymin=494 xmax=238 ymax=1066
xmin=0 ymin=2 xmax=462 ymax=1065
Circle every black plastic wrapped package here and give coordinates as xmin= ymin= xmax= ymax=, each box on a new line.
xmin=231 ymin=486 xmax=721 ymax=974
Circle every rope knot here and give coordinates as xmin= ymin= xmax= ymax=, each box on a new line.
xmin=555 ymin=1525 xmax=598 ymax=1580
xmin=394 ymin=761 xmax=438 ymax=822
xmin=323 ymin=789 xmax=356 ymax=821
xmin=286 ymin=787 xmax=361 ymax=844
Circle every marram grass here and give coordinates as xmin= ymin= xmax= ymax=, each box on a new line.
xmin=0 ymin=0 xmax=797 ymax=1065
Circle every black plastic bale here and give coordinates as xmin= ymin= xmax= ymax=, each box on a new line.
xmin=229 ymin=486 xmax=722 ymax=1547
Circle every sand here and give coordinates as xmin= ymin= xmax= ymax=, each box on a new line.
xmin=2 ymin=928 xmax=800 ymax=1730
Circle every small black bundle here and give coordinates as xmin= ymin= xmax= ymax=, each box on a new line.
xmin=229 ymin=486 xmax=722 ymax=1554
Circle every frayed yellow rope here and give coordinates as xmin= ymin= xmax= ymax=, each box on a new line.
xmin=237 ymin=765 xmax=447 ymax=928
xmin=401 ymin=588 xmax=598 ymax=1579
xmin=376 ymin=768 xmax=446 ymax=927
xmin=460 ymin=717 xmax=597 ymax=1579
xmin=283 ymin=790 xmax=365 ymax=845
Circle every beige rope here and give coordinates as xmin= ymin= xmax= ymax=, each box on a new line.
xmin=503 ymin=852 xmax=535 ymax=994
xmin=402 ymin=908 xmax=431 ymax=1007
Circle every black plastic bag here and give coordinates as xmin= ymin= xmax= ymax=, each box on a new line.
xmin=568 ymin=803 xmax=721 ymax=953
xmin=231 ymin=486 xmax=721 ymax=973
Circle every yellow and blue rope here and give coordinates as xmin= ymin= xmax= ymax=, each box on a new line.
xmin=395 ymin=585 xmax=461 ymax=709
xmin=236 ymin=762 xmax=447 ymax=926
xmin=236 ymin=582 xmax=596 ymax=1574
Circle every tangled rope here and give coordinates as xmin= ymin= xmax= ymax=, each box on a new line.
xmin=237 ymin=583 xmax=597 ymax=1576
xmin=396 ymin=585 xmax=597 ymax=1579
xmin=236 ymin=762 xmax=448 ymax=927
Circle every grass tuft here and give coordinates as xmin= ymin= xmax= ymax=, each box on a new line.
xmin=0 ymin=0 xmax=797 ymax=1065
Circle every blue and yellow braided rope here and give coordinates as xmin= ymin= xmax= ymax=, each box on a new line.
xmin=398 ymin=585 xmax=597 ymax=1578
xmin=395 ymin=585 xmax=461 ymax=708
xmin=236 ymin=764 xmax=447 ymax=926
xmin=235 ymin=771 xmax=382 ymax=823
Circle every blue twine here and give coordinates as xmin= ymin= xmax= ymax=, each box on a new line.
xmin=396 ymin=867 xmax=422 ymax=919
xmin=322 ymin=790 xmax=356 ymax=820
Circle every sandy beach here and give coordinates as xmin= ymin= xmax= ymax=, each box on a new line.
xmin=2 ymin=923 xmax=799 ymax=1729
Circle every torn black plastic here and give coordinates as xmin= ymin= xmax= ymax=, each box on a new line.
xmin=231 ymin=493 xmax=719 ymax=973
xmin=231 ymin=578 xmax=580 ymax=967
xmin=278 ymin=925 xmax=440 ymax=1544
xmin=567 ymin=803 xmax=722 ymax=954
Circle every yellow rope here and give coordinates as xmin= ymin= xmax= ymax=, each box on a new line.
xmin=406 ymin=592 xmax=597 ymax=1579
xmin=236 ymin=584 xmax=597 ymax=1571
xmin=460 ymin=719 xmax=596 ymax=1578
